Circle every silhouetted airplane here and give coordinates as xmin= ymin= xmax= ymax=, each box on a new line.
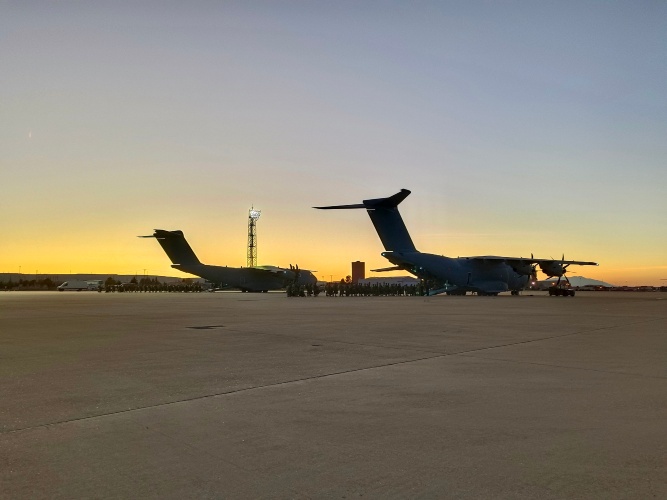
xmin=315 ymin=189 xmax=597 ymax=296
xmin=141 ymin=229 xmax=316 ymax=292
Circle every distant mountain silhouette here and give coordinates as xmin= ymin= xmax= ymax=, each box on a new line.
xmin=543 ymin=276 xmax=615 ymax=287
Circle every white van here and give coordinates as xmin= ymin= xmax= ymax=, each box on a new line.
xmin=57 ymin=280 xmax=103 ymax=291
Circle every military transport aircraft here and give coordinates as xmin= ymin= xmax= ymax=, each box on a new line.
xmin=315 ymin=189 xmax=597 ymax=296
xmin=141 ymin=229 xmax=316 ymax=292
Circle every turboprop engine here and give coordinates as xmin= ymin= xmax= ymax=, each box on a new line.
xmin=539 ymin=256 xmax=569 ymax=278
xmin=511 ymin=261 xmax=537 ymax=276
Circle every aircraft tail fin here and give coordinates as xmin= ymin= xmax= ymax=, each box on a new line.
xmin=140 ymin=229 xmax=201 ymax=266
xmin=314 ymin=189 xmax=417 ymax=252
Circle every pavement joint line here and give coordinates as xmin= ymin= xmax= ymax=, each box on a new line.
xmin=455 ymin=354 xmax=667 ymax=380
xmin=448 ymin=315 xmax=666 ymax=355
xmin=1 ymin=353 xmax=447 ymax=436
xmin=235 ymin=314 xmax=666 ymax=359
xmin=3 ymin=316 xmax=664 ymax=436
xmin=448 ymin=316 xmax=667 ymax=379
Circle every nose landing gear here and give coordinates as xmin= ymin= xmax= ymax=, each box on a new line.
xmin=548 ymin=275 xmax=575 ymax=296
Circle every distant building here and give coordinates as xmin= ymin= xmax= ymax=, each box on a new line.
xmin=351 ymin=261 xmax=365 ymax=284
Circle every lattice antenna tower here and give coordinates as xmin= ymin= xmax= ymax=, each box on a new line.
xmin=247 ymin=207 xmax=261 ymax=268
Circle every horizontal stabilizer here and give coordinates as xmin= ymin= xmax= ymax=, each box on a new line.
xmin=313 ymin=189 xmax=412 ymax=210
xmin=315 ymin=189 xmax=416 ymax=253
xmin=312 ymin=203 xmax=366 ymax=210
xmin=370 ymin=266 xmax=404 ymax=272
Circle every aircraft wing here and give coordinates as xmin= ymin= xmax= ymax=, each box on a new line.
xmin=466 ymin=256 xmax=598 ymax=266
xmin=251 ymin=265 xmax=291 ymax=275
xmin=465 ymin=255 xmax=597 ymax=277
xmin=535 ymin=258 xmax=597 ymax=266
xmin=252 ymin=265 xmax=316 ymax=275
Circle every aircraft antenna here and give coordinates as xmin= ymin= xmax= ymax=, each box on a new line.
xmin=247 ymin=207 xmax=261 ymax=268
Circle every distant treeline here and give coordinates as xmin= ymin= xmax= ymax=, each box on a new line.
xmin=0 ymin=276 xmax=204 ymax=293
xmin=0 ymin=277 xmax=59 ymax=290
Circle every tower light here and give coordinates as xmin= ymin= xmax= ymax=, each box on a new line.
xmin=247 ymin=207 xmax=261 ymax=268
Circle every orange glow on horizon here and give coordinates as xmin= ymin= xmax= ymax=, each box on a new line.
xmin=2 ymin=232 xmax=665 ymax=287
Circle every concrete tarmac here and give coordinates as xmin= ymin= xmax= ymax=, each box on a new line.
xmin=1 ymin=291 xmax=666 ymax=498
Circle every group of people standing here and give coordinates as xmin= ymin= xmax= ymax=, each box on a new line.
xmin=287 ymin=281 xmax=431 ymax=297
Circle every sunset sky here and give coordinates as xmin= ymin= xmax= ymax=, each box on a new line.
xmin=2 ymin=2 xmax=666 ymax=285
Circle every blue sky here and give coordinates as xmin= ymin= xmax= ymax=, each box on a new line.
xmin=2 ymin=1 xmax=666 ymax=284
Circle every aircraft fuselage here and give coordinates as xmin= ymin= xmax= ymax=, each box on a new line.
xmin=173 ymin=264 xmax=316 ymax=292
xmin=382 ymin=251 xmax=529 ymax=294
